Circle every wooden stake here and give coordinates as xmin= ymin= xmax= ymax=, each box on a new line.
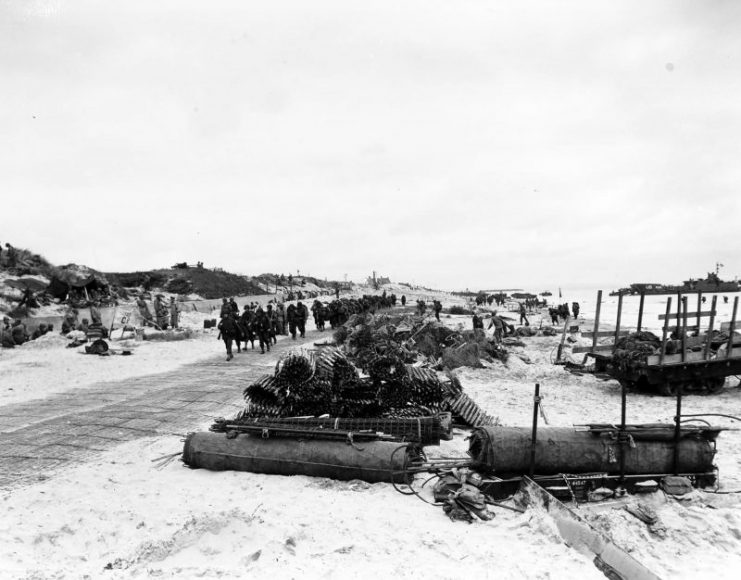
xmin=704 ymin=296 xmax=717 ymax=361
xmin=592 ymin=290 xmax=602 ymax=353
xmin=660 ymin=297 xmax=672 ymax=366
xmin=614 ymin=293 xmax=624 ymax=349
xmin=681 ymin=297 xmax=688 ymax=363
xmin=726 ymin=296 xmax=739 ymax=359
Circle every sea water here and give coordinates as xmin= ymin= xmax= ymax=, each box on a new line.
xmin=553 ymin=284 xmax=740 ymax=334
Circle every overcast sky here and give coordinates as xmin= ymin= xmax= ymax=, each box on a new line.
xmin=1 ymin=0 xmax=740 ymax=291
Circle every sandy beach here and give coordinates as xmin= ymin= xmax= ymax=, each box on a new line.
xmin=2 ymin=288 xmax=741 ymax=579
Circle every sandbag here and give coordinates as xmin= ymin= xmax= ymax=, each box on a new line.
xmin=183 ymin=431 xmax=413 ymax=483
xmin=469 ymin=426 xmax=717 ymax=476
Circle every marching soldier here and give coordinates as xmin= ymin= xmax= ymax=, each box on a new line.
xmin=287 ymin=303 xmax=298 ymax=339
xmin=217 ymin=313 xmax=239 ymax=361
xmin=296 ymin=301 xmax=309 ymax=338
xmin=239 ymin=305 xmax=255 ymax=350
xmin=266 ymin=303 xmax=278 ymax=345
xmin=253 ymin=306 xmax=272 ymax=353
xmin=276 ymin=302 xmax=287 ymax=335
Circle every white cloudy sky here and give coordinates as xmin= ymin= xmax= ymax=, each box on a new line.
xmin=1 ymin=0 xmax=740 ymax=291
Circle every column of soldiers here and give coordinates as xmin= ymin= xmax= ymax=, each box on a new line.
xmin=214 ymin=293 xmax=406 ymax=361
xmin=216 ymin=297 xmax=312 ymax=360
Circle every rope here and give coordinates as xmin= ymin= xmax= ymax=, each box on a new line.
xmin=680 ymin=413 xmax=741 ymax=423
xmin=345 ymin=432 xmax=365 ymax=451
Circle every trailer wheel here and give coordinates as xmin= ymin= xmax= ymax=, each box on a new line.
xmin=705 ymin=377 xmax=725 ymax=394
xmin=617 ymin=379 xmax=637 ymax=391
xmin=659 ymin=382 xmax=678 ymax=396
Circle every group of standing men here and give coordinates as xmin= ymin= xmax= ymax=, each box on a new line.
xmin=216 ymin=297 xmax=310 ymax=361
xmin=548 ymin=302 xmax=579 ymax=325
xmin=136 ymin=294 xmax=180 ymax=330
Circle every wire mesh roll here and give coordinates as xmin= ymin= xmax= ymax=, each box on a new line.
xmin=243 ymin=375 xmax=284 ymax=406
xmin=221 ymin=415 xmax=447 ymax=445
xmin=368 ymin=354 xmax=407 ymax=385
xmin=444 ymin=392 xmax=497 ymax=427
xmin=275 ymin=350 xmax=316 ymax=384
xmin=405 ymin=365 xmax=445 ymax=407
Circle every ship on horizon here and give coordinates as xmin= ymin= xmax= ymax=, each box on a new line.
xmin=610 ymin=263 xmax=740 ymax=296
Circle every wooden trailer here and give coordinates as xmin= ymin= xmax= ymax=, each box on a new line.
xmin=571 ymin=291 xmax=741 ymax=395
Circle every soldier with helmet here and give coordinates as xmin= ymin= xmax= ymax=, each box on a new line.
xmin=286 ymin=303 xmax=298 ymax=339
xmin=253 ymin=306 xmax=272 ymax=354
xmin=296 ymin=301 xmax=309 ymax=338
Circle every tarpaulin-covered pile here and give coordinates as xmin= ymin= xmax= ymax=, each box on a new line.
xmin=611 ymin=331 xmax=662 ymax=373
xmin=335 ymin=313 xmax=509 ymax=370
xmin=47 ymin=264 xmax=109 ymax=301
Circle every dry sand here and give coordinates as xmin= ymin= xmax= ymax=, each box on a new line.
xmin=1 ymin=288 xmax=740 ymax=579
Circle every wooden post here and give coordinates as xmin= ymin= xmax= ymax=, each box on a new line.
xmin=696 ymin=292 xmax=703 ymax=334
xmin=726 ymin=296 xmax=739 ymax=359
xmin=614 ymin=293 xmax=624 ymax=350
xmin=108 ymin=305 xmax=117 ymax=340
xmin=704 ymin=295 xmax=718 ymax=361
xmin=592 ymin=290 xmax=602 ymax=353
xmin=636 ymin=293 xmax=645 ymax=332
xmin=556 ymin=316 xmax=570 ymax=363
xmin=676 ymin=292 xmax=681 ymax=335
xmin=529 ymin=383 xmax=541 ymax=478
xmin=660 ymin=297 xmax=672 ymax=366
xmin=681 ymin=297 xmax=688 ymax=363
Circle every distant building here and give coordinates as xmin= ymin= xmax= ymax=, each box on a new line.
xmin=367 ymin=275 xmax=391 ymax=286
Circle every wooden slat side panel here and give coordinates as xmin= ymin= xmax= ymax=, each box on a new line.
xmin=572 ymin=344 xmax=615 ymax=354
xmin=659 ymin=310 xmax=716 ymax=320
xmin=581 ymin=330 xmax=630 ymax=339
xmin=646 ymin=347 xmax=741 ymax=366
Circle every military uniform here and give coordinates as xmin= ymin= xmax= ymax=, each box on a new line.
xmin=253 ymin=308 xmax=272 ymax=353
xmin=169 ymin=298 xmax=179 ymax=329
xmin=266 ymin=305 xmax=278 ymax=345
xmin=137 ymin=297 xmax=154 ymax=326
xmin=296 ymin=302 xmax=309 ymax=338
xmin=239 ymin=307 xmax=255 ymax=349
xmin=217 ymin=315 xmax=239 ymax=360
xmin=276 ymin=304 xmax=287 ymax=335
xmin=286 ymin=304 xmax=298 ymax=339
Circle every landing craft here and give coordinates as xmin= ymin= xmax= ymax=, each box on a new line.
xmin=611 ymin=264 xmax=740 ymax=296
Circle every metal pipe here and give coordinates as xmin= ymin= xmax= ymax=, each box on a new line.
xmin=637 ymin=293 xmax=645 ymax=331
xmin=529 ymin=383 xmax=541 ymax=478
xmin=673 ymin=386 xmax=683 ymax=475
xmin=619 ymin=380 xmax=627 ymax=486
